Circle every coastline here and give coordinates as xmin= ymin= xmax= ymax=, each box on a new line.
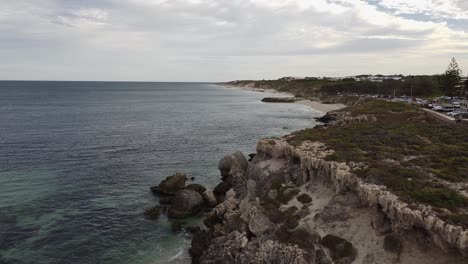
xmin=222 ymin=83 xmax=346 ymax=115
xmin=184 ymin=85 xmax=468 ymax=263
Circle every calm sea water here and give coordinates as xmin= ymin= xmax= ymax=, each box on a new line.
xmin=0 ymin=81 xmax=321 ymax=264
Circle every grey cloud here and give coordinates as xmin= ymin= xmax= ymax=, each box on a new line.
xmin=0 ymin=0 xmax=467 ymax=81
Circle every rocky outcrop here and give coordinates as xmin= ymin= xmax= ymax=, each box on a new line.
xmin=168 ymin=189 xmax=204 ymax=218
xmin=256 ymin=137 xmax=468 ymax=257
xmin=186 ymin=184 xmax=206 ymax=195
xmin=150 ymin=172 xmax=187 ymax=195
xmin=213 ymin=151 xmax=249 ymax=202
xmin=191 ymin=138 xmax=467 ymax=263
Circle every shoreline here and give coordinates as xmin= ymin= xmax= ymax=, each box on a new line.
xmin=186 ymin=90 xmax=468 ymax=263
xmin=222 ymin=84 xmax=346 ymax=115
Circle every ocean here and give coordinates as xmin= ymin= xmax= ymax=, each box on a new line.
xmin=0 ymin=81 xmax=321 ymax=264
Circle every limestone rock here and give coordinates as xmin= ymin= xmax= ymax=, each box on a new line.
xmin=254 ymin=240 xmax=309 ymax=264
xmin=150 ymin=172 xmax=187 ymax=195
xmin=199 ymin=231 xmax=248 ymax=264
xmin=186 ymin=184 xmax=206 ymax=195
xmin=248 ymin=208 xmax=272 ymax=237
xmin=218 ymin=151 xmax=249 ymax=180
xmin=202 ymin=189 xmax=218 ymax=208
xmin=168 ymin=189 xmax=203 ymax=218
xmin=371 ymin=209 xmax=392 ymax=235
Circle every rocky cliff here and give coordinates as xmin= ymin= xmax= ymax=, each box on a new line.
xmin=190 ymin=137 xmax=467 ymax=263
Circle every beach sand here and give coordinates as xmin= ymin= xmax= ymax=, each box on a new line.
xmin=223 ymin=84 xmax=346 ymax=114
xmin=294 ymin=99 xmax=346 ymax=113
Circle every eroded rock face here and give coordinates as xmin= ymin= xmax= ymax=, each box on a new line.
xmin=256 ymin=138 xmax=468 ymax=257
xmin=213 ymin=152 xmax=249 ymax=202
xmin=192 ymin=152 xmax=334 ymax=264
xmin=191 ymin=142 xmax=468 ymax=264
xmin=255 ymin=240 xmax=309 ymax=264
xmin=151 ymin=172 xmax=187 ymax=195
xmin=199 ymin=231 xmax=248 ymax=263
xmin=168 ymin=189 xmax=203 ymax=218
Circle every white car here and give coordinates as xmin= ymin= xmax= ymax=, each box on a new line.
xmin=433 ymin=105 xmax=443 ymax=111
xmin=452 ymin=102 xmax=461 ymax=108
xmin=448 ymin=111 xmax=461 ymax=116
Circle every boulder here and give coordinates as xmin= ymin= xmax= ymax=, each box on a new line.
xmin=202 ymin=190 xmax=218 ymax=208
xmin=150 ymin=172 xmax=187 ymax=195
xmin=297 ymin=193 xmax=312 ymax=204
xmin=218 ymin=151 xmax=249 ymax=180
xmin=168 ymin=189 xmax=204 ymax=218
xmin=213 ymin=181 xmax=232 ymax=202
xmin=144 ymin=206 xmax=161 ymax=220
xmin=248 ymin=208 xmax=272 ymax=237
xmin=186 ymin=184 xmax=206 ymax=195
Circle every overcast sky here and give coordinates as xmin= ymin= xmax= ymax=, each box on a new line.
xmin=1 ymin=0 xmax=468 ymax=81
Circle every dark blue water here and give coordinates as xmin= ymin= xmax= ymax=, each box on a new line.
xmin=0 ymin=81 xmax=321 ymax=264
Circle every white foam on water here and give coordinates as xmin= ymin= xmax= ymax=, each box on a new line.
xmin=168 ymin=248 xmax=184 ymax=262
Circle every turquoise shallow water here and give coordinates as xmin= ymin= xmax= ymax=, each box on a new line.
xmin=0 ymin=81 xmax=321 ymax=264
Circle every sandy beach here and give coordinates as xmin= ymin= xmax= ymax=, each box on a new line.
xmin=294 ymin=99 xmax=346 ymax=113
xmin=223 ymin=84 xmax=346 ymax=114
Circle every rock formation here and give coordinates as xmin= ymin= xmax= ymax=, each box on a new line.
xmin=150 ymin=172 xmax=187 ymax=195
xmin=168 ymin=189 xmax=204 ymax=218
xmin=190 ymin=140 xmax=468 ymax=263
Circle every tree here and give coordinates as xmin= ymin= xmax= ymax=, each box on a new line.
xmin=464 ymin=76 xmax=468 ymax=99
xmin=442 ymin=58 xmax=462 ymax=97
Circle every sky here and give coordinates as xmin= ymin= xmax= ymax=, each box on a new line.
xmin=1 ymin=0 xmax=468 ymax=82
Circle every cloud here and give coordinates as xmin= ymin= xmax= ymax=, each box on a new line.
xmin=0 ymin=0 xmax=467 ymax=81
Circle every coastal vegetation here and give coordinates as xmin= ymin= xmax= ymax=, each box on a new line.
xmin=287 ymin=100 xmax=468 ymax=226
xmin=226 ymin=58 xmax=468 ymax=99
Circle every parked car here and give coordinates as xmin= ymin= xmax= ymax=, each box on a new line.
xmin=433 ymin=105 xmax=443 ymax=111
xmin=452 ymin=102 xmax=461 ymax=108
xmin=448 ymin=111 xmax=461 ymax=116
xmin=441 ymin=107 xmax=454 ymax=112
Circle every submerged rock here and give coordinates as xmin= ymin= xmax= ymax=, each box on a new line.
xmin=151 ymin=172 xmax=187 ymax=195
xmin=144 ymin=206 xmax=161 ymax=220
xmin=168 ymin=189 xmax=204 ymax=218
xmin=171 ymin=221 xmax=184 ymax=233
